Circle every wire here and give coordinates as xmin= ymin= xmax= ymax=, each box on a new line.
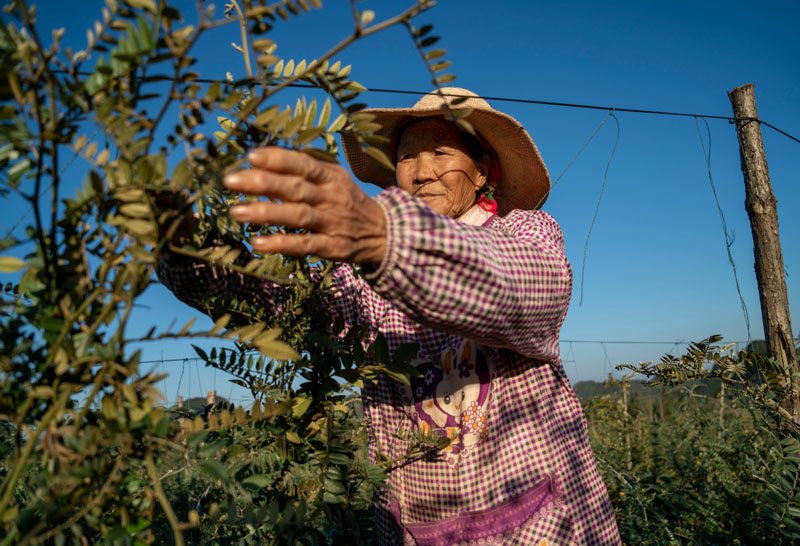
xmin=174 ymin=359 xmax=186 ymax=402
xmin=543 ymin=109 xmax=616 ymax=207
xmin=559 ymin=339 xmax=750 ymax=345
xmin=137 ymin=337 xmax=754 ymax=367
xmin=365 ymin=87 xmax=799 ymax=144
xmin=44 ymin=70 xmax=800 ymax=144
xmin=196 ymin=358 xmax=204 ymax=396
xmin=579 ymin=112 xmax=620 ymax=306
xmin=695 ymin=116 xmax=752 ymax=343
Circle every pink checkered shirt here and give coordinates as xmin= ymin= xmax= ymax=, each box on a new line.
xmin=157 ymin=187 xmax=621 ymax=545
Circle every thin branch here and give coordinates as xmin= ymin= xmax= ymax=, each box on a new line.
xmin=19 ymin=3 xmax=65 ymax=213
xmin=165 ymin=243 xmax=302 ymax=285
xmin=227 ymin=0 xmax=253 ymax=79
xmin=215 ymin=0 xmax=434 ymax=151
xmin=145 ymin=452 xmax=195 ymax=546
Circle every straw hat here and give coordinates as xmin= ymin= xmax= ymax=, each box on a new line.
xmin=341 ymin=88 xmax=550 ymax=215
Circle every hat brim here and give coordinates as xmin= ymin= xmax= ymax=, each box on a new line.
xmin=341 ymin=96 xmax=550 ymax=215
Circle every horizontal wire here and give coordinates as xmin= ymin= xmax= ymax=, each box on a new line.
xmin=357 ymin=87 xmax=800 ymax=144
xmin=138 ymin=338 xmax=753 ymax=366
xmin=560 ymin=339 xmax=750 ymax=345
xmin=45 ymin=70 xmax=800 ymax=144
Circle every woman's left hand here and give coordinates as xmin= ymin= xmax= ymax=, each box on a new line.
xmin=223 ymin=147 xmax=387 ymax=264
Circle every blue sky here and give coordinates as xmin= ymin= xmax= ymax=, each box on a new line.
xmin=6 ymin=0 xmax=799 ymax=401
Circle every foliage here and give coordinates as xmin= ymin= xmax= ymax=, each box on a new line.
xmin=0 ymin=0 xmax=459 ymax=543
xmin=585 ymin=336 xmax=800 ymax=544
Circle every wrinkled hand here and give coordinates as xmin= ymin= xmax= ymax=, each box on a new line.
xmin=224 ymin=147 xmax=387 ymax=264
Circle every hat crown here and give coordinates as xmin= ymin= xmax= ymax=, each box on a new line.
xmin=413 ymin=87 xmax=491 ymax=112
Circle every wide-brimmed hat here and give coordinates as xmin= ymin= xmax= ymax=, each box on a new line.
xmin=341 ymin=87 xmax=550 ymax=215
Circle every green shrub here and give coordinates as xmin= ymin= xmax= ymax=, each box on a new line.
xmin=588 ymin=336 xmax=800 ymax=544
xmin=0 ymin=1 xmax=450 ymax=543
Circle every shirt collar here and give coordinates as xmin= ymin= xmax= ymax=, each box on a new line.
xmin=456 ymin=204 xmax=495 ymax=226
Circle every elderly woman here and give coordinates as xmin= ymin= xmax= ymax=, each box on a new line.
xmin=159 ymin=88 xmax=620 ymax=545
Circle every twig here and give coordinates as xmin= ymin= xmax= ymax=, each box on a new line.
xmin=227 ymin=0 xmax=253 ymax=79
xmin=215 ymin=0 xmax=434 ymax=150
xmin=145 ymin=452 xmax=196 ymax=546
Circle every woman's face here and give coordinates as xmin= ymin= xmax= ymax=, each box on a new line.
xmin=395 ymin=119 xmax=489 ymax=218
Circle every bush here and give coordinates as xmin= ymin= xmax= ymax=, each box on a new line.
xmin=0 ymin=0 xmax=452 ymax=543
xmin=588 ymin=336 xmax=800 ymax=544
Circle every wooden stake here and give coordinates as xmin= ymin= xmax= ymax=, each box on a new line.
xmin=207 ymin=390 xmax=216 ymax=412
xmin=728 ymin=83 xmax=798 ymax=422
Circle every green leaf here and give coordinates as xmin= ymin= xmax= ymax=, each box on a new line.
xmin=415 ymin=25 xmax=433 ymax=38
xmin=455 ymin=118 xmax=476 ymax=136
xmin=425 ymin=49 xmax=447 ymax=61
xmin=0 ymin=256 xmax=26 ymax=273
xmin=198 ymin=439 xmax=227 ymax=458
xmin=389 ymin=360 xmax=424 ymax=378
xmin=285 ymin=430 xmax=303 ymax=444
xmin=372 ymin=334 xmax=389 ymax=364
xmin=324 ymin=477 xmax=345 ymax=494
xmin=217 ymin=116 xmax=236 ymax=132
xmin=192 ymin=345 xmax=209 ymax=361
xmin=786 ymin=505 xmax=800 ymax=518
xmin=123 ymin=219 xmax=154 ymax=237
xmin=120 ymin=203 xmax=151 ymax=218
xmin=394 ymin=342 xmax=420 ymax=363
xmin=254 ymin=338 xmax=300 ymax=361
xmin=322 ymin=491 xmax=343 ymax=504
xmin=363 ymin=146 xmax=395 ymax=172
xmin=283 ymin=59 xmax=295 ymax=78
xmin=292 ymin=395 xmax=312 ymax=418
xmin=420 ymin=36 xmax=440 ymax=48
xmin=272 ymin=59 xmax=285 ymax=79
xmin=378 ymin=366 xmax=411 ymax=385
xmin=295 ymin=127 xmax=325 ymax=145
xmin=353 ymin=341 xmax=365 ymax=366
xmin=327 ymin=452 xmax=351 ymax=465
xmin=125 ymin=518 xmax=150 ymax=535
xmin=200 ymin=460 xmax=229 ymax=482
xmin=318 ymin=97 xmax=331 ymax=128
xmin=186 ymin=431 xmax=208 ymax=448
xmin=364 ymin=462 xmax=386 ymax=484
xmin=8 ymin=158 xmax=31 ymax=184
xmin=255 ymin=105 xmax=280 ymax=126
xmin=125 ymin=0 xmax=158 ymax=13
xmin=136 ymin=15 xmax=155 ymax=51
xmin=327 ymin=113 xmax=347 ymax=133
xmin=0 ymin=238 xmax=18 ymax=251
xmin=154 ymin=415 xmax=170 ymax=437
xmin=242 ymin=474 xmax=277 ymax=489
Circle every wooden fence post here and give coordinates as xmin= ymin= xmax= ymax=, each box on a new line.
xmin=728 ymin=83 xmax=798 ymax=422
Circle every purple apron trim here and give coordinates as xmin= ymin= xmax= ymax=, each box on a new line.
xmin=403 ymin=477 xmax=554 ymax=546
xmin=481 ymin=213 xmax=497 ymax=228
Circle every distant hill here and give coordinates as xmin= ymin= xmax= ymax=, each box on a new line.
xmin=176 ymin=396 xmax=230 ymax=412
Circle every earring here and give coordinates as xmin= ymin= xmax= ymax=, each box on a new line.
xmin=476 ymin=183 xmax=497 ymax=213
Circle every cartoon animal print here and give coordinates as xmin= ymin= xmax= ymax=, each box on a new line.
xmin=407 ymin=339 xmax=492 ymax=457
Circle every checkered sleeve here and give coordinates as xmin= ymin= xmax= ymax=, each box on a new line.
xmin=368 ymin=186 xmax=572 ymax=362
xmin=155 ymin=243 xmax=285 ymax=321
